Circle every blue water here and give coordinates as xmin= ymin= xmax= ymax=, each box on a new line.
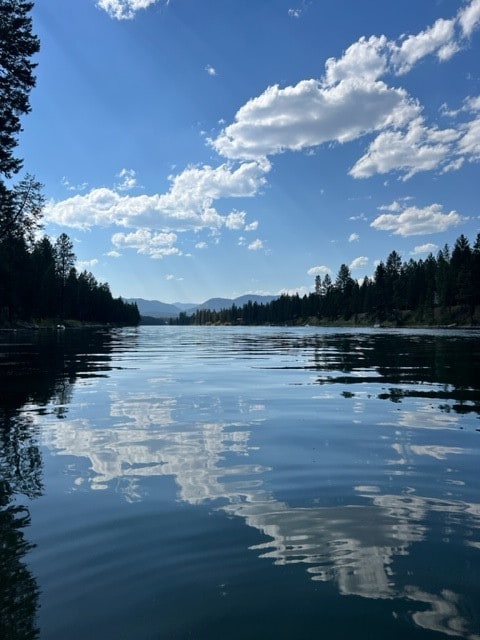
xmin=1 ymin=326 xmax=479 ymax=639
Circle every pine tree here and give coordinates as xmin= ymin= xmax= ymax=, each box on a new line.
xmin=0 ymin=0 xmax=40 ymax=178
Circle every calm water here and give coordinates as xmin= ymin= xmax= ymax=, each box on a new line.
xmin=1 ymin=326 xmax=480 ymax=640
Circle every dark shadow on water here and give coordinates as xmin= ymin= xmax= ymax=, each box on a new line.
xmin=0 ymin=328 xmax=131 ymax=639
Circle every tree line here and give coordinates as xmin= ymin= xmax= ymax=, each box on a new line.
xmin=0 ymin=1 xmax=139 ymax=326
xmin=174 ymin=233 xmax=480 ymax=327
xmin=0 ymin=230 xmax=140 ymax=325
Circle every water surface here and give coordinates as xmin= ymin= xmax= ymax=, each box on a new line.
xmin=1 ymin=326 xmax=479 ymax=639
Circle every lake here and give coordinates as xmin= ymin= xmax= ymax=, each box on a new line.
xmin=1 ymin=325 xmax=479 ymax=639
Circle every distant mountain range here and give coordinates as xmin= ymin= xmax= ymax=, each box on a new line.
xmin=127 ymin=295 xmax=278 ymax=318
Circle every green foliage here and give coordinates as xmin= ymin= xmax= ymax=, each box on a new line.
xmin=0 ymin=0 xmax=40 ymax=178
xmin=0 ymin=174 xmax=44 ymax=244
xmin=172 ymin=234 xmax=480 ymax=327
xmin=0 ymin=232 xmax=140 ymax=325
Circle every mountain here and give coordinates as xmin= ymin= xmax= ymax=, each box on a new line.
xmin=194 ymin=295 xmax=277 ymax=312
xmin=128 ymin=295 xmax=278 ymax=318
xmin=126 ymin=298 xmax=182 ymax=318
xmin=172 ymin=302 xmax=198 ymax=312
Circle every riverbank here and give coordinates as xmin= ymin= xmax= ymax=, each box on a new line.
xmin=0 ymin=319 xmax=135 ymax=331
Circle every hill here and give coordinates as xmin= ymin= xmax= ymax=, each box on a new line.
xmin=128 ymin=295 xmax=278 ymax=318
xmin=195 ymin=295 xmax=277 ymax=312
xmin=126 ymin=298 xmax=183 ymax=318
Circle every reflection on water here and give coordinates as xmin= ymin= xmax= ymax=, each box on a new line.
xmin=1 ymin=327 xmax=480 ymax=639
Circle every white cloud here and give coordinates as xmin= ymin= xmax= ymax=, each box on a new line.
xmin=458 ymin=0 xmax=480 ymax=37
xmin=350 ymin=117 xmax=461 ymax=180
xmin=348 ymin=233 xmax=359 ymax=242
xmin=325 ymin=35 xmax=388 ymax=85
xmin=106 ymin=250 xmax=121 ymax=258
xmin=378 ymin=200 xmax=403 ymax=212
xmin=165 ymin=274 xmax=183 ymax=281
xmin=210 ymin=78 xmax=418 ymax=161
xmin=205 ymin=64 xmax=217 ymax=76
xmin=195 ymin=241 xmax=207 ymax=249
xmin=77 ymin=258 xmax=99 ymax=270
xmin=245 ymin=220 xmax=259 ymax=231
xmin=46 ymin=161 xmax=270 ymax=233
xmin=307 ymin=265 xmax=331 ymax=276
xmin=371 ymin=203 xmax=465 ymax=236
xmin=279 ymin=286 xmax=310 ymax=296
xmin=248 ymin=239 xmax=264 ymax=251
xmin=225 ymin=210 xmax=246 ymax=230
xmin=390 ymin=18 xmax=457 ymax=75
xmin=96 ymin=0 xmax=160 ymax=20
xmin=115 ymin=168 xmax=137 ymax=191
xmin=350 ymin=256 xmax=369 ymax=270
xmin=112 ymin=229 xmax=180 ymax=259
xmin=208 ymin=1 xmax=480 ymax=181
xmin=61 ymin=176 xmax=88 ymax=192
xmin=288 ymin=8 xmax=302 ymax=18
xmin=457 ymin=113 xmax=480 ymax=160
xmin=411 ymin=243 xmax=438 ymax=255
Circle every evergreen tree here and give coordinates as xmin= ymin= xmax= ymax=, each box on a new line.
xmin=0 ymin=174 xmax=44 ymax=244
xmin=0 ymin=0 xmax=40 ymax=178
xmin=54 ymin=233 xmax=75 ymax=284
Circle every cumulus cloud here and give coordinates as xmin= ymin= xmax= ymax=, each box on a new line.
xmin=225 ymin=211 xmax=247 ymax=230
xmin=390 ymin=18 xmax=457 ymax=75
xmin=112 ymin=229 xmax=180 ymax=258
xmin=371 ymin=203 xmax=465 ymax=236
xmin=208 ymin=0 xmax=480 ymax=179
xmin=411 ymin=243 xmax=438 ymax=255
xmin=77 ymin=258 xmax=99 ymax=270
xmin=248 ymin=239 xmax=264 ymax=251
xmin=45 ymin=161 xmax=270 ymax=233
xmin=324 ymin=35 xmax=388 ymax=85
xmin=350 ymin=117 xmax=461 ymax=179
xmin=96 ymin=0 xmax=160 ymax=20
xmin=348 ymin=233 xmax=359 ymax=242
xmin=115 ymin=168 xmax=137 ymax=191
xmin=307 ymin=265 xmax=331 ymax=276
xmin=245 ymin=220 xmax=259 ymax=231
xmin=210 ymin=78 xmax=418 ymax=161
xmin=456 ymin=113 xmax=480 ymax=160
xmin=458 ymin=0 xmax=480 ymax=37
xmin=378 ymin=200 xmax=403 ymax=212
xmin=350 ymin=256 xmax=369 ymax=270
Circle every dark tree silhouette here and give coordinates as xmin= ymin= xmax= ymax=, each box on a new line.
xmin=0 ymin=0 xmax=40 ymax=178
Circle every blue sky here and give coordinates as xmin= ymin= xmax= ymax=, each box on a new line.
xmin=19 ymin=0 xmax=480 ymax=303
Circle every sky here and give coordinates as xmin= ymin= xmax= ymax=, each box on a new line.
xmin=17 ymin=0 xmax=480 ymax=303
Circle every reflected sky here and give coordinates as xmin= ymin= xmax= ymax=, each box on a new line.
xmin=3 ymin=326 xmax=480 ymax=639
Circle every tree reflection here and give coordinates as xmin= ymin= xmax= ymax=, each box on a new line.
xmin=0 ymin=496 xmax=39 ymax=640
xmin=308 ymin=332 xmax=480 ymax=414
xmin=0 ymin=412 xmax=42 ymax=639
xmin=0 ymin=327 xmax=123 ymax=638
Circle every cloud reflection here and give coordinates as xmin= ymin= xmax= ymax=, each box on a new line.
xmin=38 ymin=389 xmax=480 ymax=639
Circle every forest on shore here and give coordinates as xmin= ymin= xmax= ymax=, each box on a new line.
xmin=0 ymin=1 xmax=139 ymax=327
xmin=173 ymin=233 xmax=480 ymax=327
